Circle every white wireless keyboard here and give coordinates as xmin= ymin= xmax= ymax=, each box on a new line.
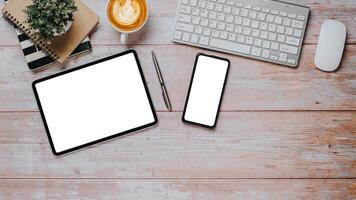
xmin=172 ymin=0 xmax=309 ymax=67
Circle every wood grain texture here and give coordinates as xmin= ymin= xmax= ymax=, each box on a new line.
xmin=1 ymin=112 xmax=355 ymax=178
xmin=0 ymin=179 xmax=355 ymax=200
xmin=0 ymin=0 xmax=355 ymax=198
xmin=0 ymin=45 xmax=355 ymax=111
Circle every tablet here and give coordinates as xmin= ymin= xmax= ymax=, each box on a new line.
xmin=33 ymin=50 xmax=157 ymax=155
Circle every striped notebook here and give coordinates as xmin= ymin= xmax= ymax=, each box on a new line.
xmin=4 ymin=0 xmax=92 ymax=71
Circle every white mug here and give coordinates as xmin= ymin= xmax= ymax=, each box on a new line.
xmin=107 ymin=0 xmax=149 ymax=44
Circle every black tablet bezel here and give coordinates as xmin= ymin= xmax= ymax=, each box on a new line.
xmin=182 ymin=53 xmax=230 ymax=129
xmin=32 ymin=49 xmax=158 ymax=156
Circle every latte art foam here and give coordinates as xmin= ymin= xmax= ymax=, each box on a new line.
xmin=114 ymin=0 xmax=141 ymax=25
xmin=107 ymin=0 xmax=148 ymax=32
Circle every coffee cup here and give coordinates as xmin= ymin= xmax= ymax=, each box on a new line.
xmin=107 ymin=0 xmax=149 ymax=44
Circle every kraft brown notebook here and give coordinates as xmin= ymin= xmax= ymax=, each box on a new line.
xmin=2 ymin=0 xmax=99 ymax=63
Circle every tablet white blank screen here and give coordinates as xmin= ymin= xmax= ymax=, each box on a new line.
xmin=184 ymin=55 xmax=229 ymax=126
xmin=34 ymin=53 xmax=155 ymax=153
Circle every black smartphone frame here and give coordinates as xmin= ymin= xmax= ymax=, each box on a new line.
xmin=32 ymin=49 xmax=158 ymax=156
xmin=182 ymin=53 xmax=230 ymax=129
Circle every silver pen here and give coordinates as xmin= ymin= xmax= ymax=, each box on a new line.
xmin=151 ymin=51 xmax=172 ymax=111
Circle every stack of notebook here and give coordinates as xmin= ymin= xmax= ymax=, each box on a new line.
xmin=2 ymin=0 xmax=99 ymax=71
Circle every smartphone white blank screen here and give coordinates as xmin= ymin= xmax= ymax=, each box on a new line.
xmin=183 ymin=55 xmax=229 ymax=127
xmin=34 ymin=52 xmax=156 ymax=154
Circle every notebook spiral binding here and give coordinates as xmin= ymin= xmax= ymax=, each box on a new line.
xmin=3 ymin=10 xmax=60 ymax=61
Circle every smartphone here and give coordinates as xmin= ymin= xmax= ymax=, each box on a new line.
xmin=182 ymin=53 xmax=230 ymax=128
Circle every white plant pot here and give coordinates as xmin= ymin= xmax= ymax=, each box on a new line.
xmin=53 ymin=21 xmax=73 ymax=37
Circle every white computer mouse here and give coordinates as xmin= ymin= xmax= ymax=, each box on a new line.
xmin=314 ymin=20 xmax=346 ymax=72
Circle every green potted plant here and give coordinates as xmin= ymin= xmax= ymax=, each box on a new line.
xmin=24 ymin=0 xmax=78 ymax=40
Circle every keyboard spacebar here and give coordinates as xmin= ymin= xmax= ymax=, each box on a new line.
xmin=210 ymin=38 xmax=251 ymax=54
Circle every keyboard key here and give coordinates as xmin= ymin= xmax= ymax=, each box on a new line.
xmin=262 ymin=8 xmax=270 ymax=13
xmin=285 ymin=27 xmax=293 ymax=35
xmin=226 ymin=15 xmax=234 ymax=23
xmin=194 ymin=26 xmax=203 ymax=34
xmin=209 ymin=20 xmax=217 ymax=28
xmin=178 ymin=14 xmax=192 ymax=23
xmin=246 ymin=36 xmax=253 ymax=44
xmin=276 ymin=25 xmax=285 ymax=34
xmin=224 ymin=5 xmax=232 ymax=13
xmin=252 ymin=29 xmax=260 ymax=37
xmin=271 ymin=42 xmax=279 ymax=50
xmin=199 ymin=0 xmax=207 ymax=8
xmin=257 ymin=13 xmax=266 ymax=21
xmin=280 ymin=44 xmax=298 ymax=54
xmin=260 ymin=22 xmax=268 ymax=30
xmin=209 ymin=11 xmax=217 ymax=19
xmin=174 ymin=31 xmax=182 ymax=40
xmin=262 ymin=40 xmax=271 ymax=48
xmin=232 ymin=7 xmax=240 ymax=15
xmin=176 ymin=22 xmax=194 ymax=32
xmin=192 ymin=16 xmax=200 ymax=25
xmin=217 ymin=21 xmax=226 ymax=30
xmin=235 ymin=26 xmax=243 ymax=33
xmin=192 ymin=8 xmax=200 ymax=16
xmin=235 ymin=16 xmax=242 ymax=24
xmin=251 ymin=47 xmax=262 ymax=56
xmin=228 ymin=33 xmax=237 ymax=41
xmin=286 ymin=36 xmax=300 ymax=46
xmin=297 ymin=15 xmax=305 ymax=20
xmin=182 ymin=0 xmax=189 ymax=4
xmin=274 ymin=16 xmax=282 ymax=24
xmin=199 ymin=36 xmax=210 ymax=45
xmin=201 ymin=9 xmax=208 ymax=17
xmin=268 ymin=24 xmax=276 ymax=32
xmin=215 ymin=3 xmax=223 ymax=11
xmin=189 ymin=0 xmax=198 ymax=6
xmin=212 ymin=30 xmax=220 ymax=37
xmin=287 ymin=59 xmax=296 ymax=65
xmin=254 ymin=38 xmax=262 ymax=46
xmin=266 ymin=15 xmax=274 ymax=22
xmin=251 ymin=20 xmax=259 ymax=28
xmin=294 ymin=29 xmax=302 ymax=37
xmin=191 ymin=34 xmax=199 ymax=43
xmin=237 ymin=35 xmax=245 ymax=43
xmin=277 ymin=34 xmax=285 ymax=42
xmin=203 ymin=28 xmax=211 ymax=36
xmin=262 ymin=49 xmax=270 ymax=58
xmin=180 ymin=5 xmax=192 ymax=14
xmin=220 ymin=31 xmax=228 ymax=39
xmin=268 ymin=33 xmax=277 ymax=41
xmin=207 ymin=1 xmax=215 ymax=10
xmin=291 ymin=20 xmax=304 ymax=29
xmin=201 ymin=18 xmax=209 ymax=26
xmin=243 ymin=27 xmax=251 ymax=35
xmin=260 ymin=31 xmax=268 ymax=39
xmin=210 ymin=38 xmax=251 ymax=54
xmin=242 ymin=18 xmax=251 ymax=26
xmin=182 ymin=32 xmax=190 ymax=41
xmin=226 ymin=23 xmax=234 ymax=32
xmin=271 ymin=9 xmax=278 ymax=15
xmin=241 ymin=9 xmax=249 ymax=17
xmin=288 ymin=13 xmax=296 ymax=18
xmin=217 ymin=13 xmax=226 ymax=21
xmin=283 ymin=18 xmax=291 ymax=26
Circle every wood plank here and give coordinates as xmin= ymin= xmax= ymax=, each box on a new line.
xmin=0 ymin=45 xmax=355 ymax=111
xmin=0 ymin=179 xmax=355 ymax=199
xmin=0 ymin=112 xmax=355 ymax=178
xmin=0 ymin=0 xmax=356 ymax=46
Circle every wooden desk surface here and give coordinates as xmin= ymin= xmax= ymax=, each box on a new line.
xmin=0 ymin=0 xmax=355 ymax=199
